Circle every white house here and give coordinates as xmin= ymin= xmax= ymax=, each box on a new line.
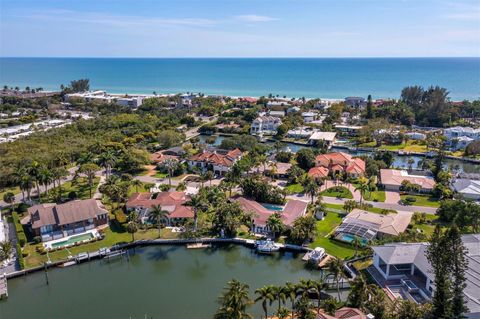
xmin=301 ymin=112 xmax=317 ymax=123
xmin=250 ymin=116 xmax=282 ymax=135
xmin=444 ymin=126 xmax=480 ymax=149
xmin=452 ymin=179 xmax=480 ymax=200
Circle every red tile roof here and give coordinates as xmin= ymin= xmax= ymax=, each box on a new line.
xmin=189 ymin=148 xmax=242 ymax=167
xmin=126 ymin=192 xmax=193 ymax=219
xmin=314 ymin=152 xmax=365 ymax=175
xmin=151 ymin=151 xmax=179 ymax=164
xmin=308 ymin=166 xmax=329 ymax=179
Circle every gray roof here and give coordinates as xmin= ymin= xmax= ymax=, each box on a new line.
xmin=453 ymin=179 xmax=480 ymax=196
xmin=372 ymin=234 xmax=480 ymax=315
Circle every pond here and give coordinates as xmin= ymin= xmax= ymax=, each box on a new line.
xmin=197 ymin=134 xmax=480 ymax=173
xmin=0 ymin=245 xmax=318 ymax=319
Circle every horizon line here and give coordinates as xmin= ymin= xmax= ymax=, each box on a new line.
xmin=1 ymin=56 xmax=480 ymax=59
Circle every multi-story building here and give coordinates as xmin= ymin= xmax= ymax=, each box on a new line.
xmin=250 ymin=116 xmax=282 ymax=135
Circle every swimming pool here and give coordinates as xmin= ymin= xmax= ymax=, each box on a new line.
xmin=337 ymin=233 xmax=368 ymax=246
xmin=50 ymin=233 xmax=94 ymax=249
xmin=261 ymin=203 xmax=284 ymax=211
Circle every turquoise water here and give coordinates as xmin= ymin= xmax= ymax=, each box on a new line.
xmin=1 ymin=58 xmax=479 ymax=99
xmin=51 ymin=233 xmax=94 ymax=248
xmin=338 ymin=234 xmax=368 ymax=246
xmin=261 ymin=203 xmax=284 ymax=211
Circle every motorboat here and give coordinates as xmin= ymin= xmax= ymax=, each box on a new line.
xmin=256 ymin=239 xmax=280 ymax=254
xmin=302 ymin=247 xmax=326 ymax=264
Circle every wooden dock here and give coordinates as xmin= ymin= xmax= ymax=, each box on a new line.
xmin=318 ymin=254 xmax=335 ymax=268
xmin=0 ymin=275 xmax=7 ymax=299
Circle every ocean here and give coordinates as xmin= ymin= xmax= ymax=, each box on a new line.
xmin=0 ymin=57 xmax=479 ymax=100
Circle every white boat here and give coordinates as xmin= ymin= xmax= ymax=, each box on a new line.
xmin=302 ymin=247 xmax=326 ymax=264
xmin=256 ymin=239 xmax=280 ymax=254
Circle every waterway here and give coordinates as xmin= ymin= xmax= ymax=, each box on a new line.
xmin=197 ymin=135 xmax=480 ymax=173
xmin=0 ymin=245 xmax=318 ymax=319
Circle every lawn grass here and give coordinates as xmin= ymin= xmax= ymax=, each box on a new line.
xmin=40 ymin=177 xmax=100 ymax=203
xmin=0 ymin=186 xmax=21 ymax=201
xmin=285 ymin=183 xmax=304 ymax=194
xmin=363 ymin=190 xmax=386 ymax=202
xmin=309 ymin=211 xmax=356 ymax=259
xmin=320 ymin=186 xmax=353 ymax=199
xmin=379 ymin=140 xmax=427 ymax=153
xmin=400 ymin=194 xmax=440 ymax=207
xmin=22 ymin=223 xmax=171 ymax=269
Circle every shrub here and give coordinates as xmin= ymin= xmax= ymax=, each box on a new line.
xmin=33 ymin=236 xmax=42 ymax=244
xmin=16 ymin=202 xmax=29 ymax=213
xmin=68 ymin=191 xmax=78 ymax=200
xmin=406 ymin=196 xmax=417 ymax=203
xmin=12 ymin=212 xmax=27 ymax=247
xmin=16 ymin=243 xmax=25 ymax=269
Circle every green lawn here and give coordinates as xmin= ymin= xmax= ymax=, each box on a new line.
xmin=409 ymin=214 xmax=442 ymax=237
xmin=320 ymin=186 xmax=353 ymax=199
xmin=309 ymin=211 xmax=356 ymax=259
xmin=39 ymin=177 xmax=100 ymax=203
xmin=285 ymin=183 xmax=304 ymax=194
xmin=379 ymin=140 xmax=427 ymax=153
xmin=154 ymin=172 xmax=169 ymax=178
xmin=0 ymin=186 xmax=21 ymax=201
xmin=363 ymin=190 xmax=386 ymax=202
xmin=400 ymin=194 xmax=440 ymax=207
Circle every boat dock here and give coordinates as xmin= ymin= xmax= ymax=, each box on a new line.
xmin=0 ymin=274 xmax=7 ymax=299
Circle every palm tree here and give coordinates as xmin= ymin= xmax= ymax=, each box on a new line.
xmin=271 ymin=285 xmax=287 ymax=313
xmin=28 ymin=161 xmax=42 ymax=199
xmin=51 ymin=167 xmax=68 ymax=201
xmin=284 ymin=282 xmax=298 ymax=319
xmin=303 ymin=179 xmax=318 ymax=204
xmin=2 ymin=192 xmax=15 ymax=212
xmin=352 ymin=236 xmax=362 ymax=257
xmin=312 ymin=278 xmax=327 ymax=312
xmin=266 ymin=213 xmax=284 ymax=239
xmin=149 ymin=205 xmax=170 ymax=237
xmin=127 ymin=211 xmax=139 ymax=242
xmin=98 ymin=150 xmax=117 ymax=177
xmin=0 ymin=241 xmax=13 ymax=262
xmin=204 ymin=170 xmax=215 ymax=186
xmin=38 ymin=167 xmax=52 ymax=197
xmin=407 ymin=157 xmax=415 ymax=172
xmin=131 ymin=179 xmax=143 ymax=193
xmin=163 ymin=158 xmax=177 ymax=186
xmin=184 ymin=194 xmax=206 ymax=232
xmin=79 ymin=163 xmax=100 ymax=198
xmin=215 ymin=279 xmax=253 ymax=319
xmin=255 ymin=286 xmax=275 ymax=319
xmin=354 ymin=177 xmax=370 ymax=203
xmin=326 ymin=258 xmax=345 ymax=300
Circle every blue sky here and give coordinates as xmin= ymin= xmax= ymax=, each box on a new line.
xmin=1 ymin=0 xmax=479 ymax=57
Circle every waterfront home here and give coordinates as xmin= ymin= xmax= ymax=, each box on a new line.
xmin=316 ymin=307 xmax=370 ymax=319
xmin=444 ymin=126 xmax=480 ymax=149
xmin=250 ymin=116 xmax=282 ymax=135
xmin=287 ymin=106 xmax=301 ymax=114
xmin=235 ymin=197 xmax=307 ymax=234
xmin=254 ymin=161 xmax=292 ymax=179
xmin=452 ymin=178 xmax=480 ymax=201
xmin=334 ymin=124 xmax=363 ymax=136
xmin=25 ymin=199 xmax=109 ymax=242
xmin=287 ymin=127 xmax=316 ymax=139
xmin=405 ymin=132 xmax=427 ymax=140
xmin=65 ymin=90 xmax=145 ymax=108
xmin=126 ymin=191 xmax=193 ymax=225
xmin=269 ymin=110 xmax=286 ymax=118
xmin=267 ymin=100 xmax=291 ymax=108
xmin=188 ymin=148 xmax=243 ymax=176
xmin=380 ymin=169 xmax=435 ymax=193
xmin=312 ymin=152 xmax=365 ymax=178
xmin=335 ymin=209 xmax=412 ymax=243
xmin=344 ymin=97 xmax=366 ymax=108
xmin=308 ymin=131 xmax=336 ymax=148
xmin=308 ymin=166 xmax=329 ymax=180
xmin=301 ymin=111 xmax=317 ymax=123
xmin=368 ymin=234 xmax=480 ymax=317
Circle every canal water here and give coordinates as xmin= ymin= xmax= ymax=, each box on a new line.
xmin=197 ymin=135 xmax=480 ymax=173
xmin=0 ymin=245 xmax=318 ymax=319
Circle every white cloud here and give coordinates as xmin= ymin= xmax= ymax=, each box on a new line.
xmin=444 ymin=2 xmax=480 ymax=21
xmin=235 ymin=15 xmax=278 ymax=23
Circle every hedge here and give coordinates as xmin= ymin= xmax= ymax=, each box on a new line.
xmin=12 ymin=212 xmax=27 ymax=247
xmin=16 ymin=243 xmax=25 ymax=269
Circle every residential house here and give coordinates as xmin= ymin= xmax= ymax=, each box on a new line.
xmin=345 ymin=97 xmax=366 ymax=108
xmin=309 ymin=152 xmax=365 ymax=178
xmin=308 ymin=131 xmax=337 ymax=148
xmin=235 ymin=197 xmax=307 ymax=234
xmin=452 ymin=178 xmax=480 ymax=201
xmin=287 ymin=127 xmax=316 ymax=139
xmin=250 ymin=116 xmax=282 ymax=135
xmin=335 ymin=209 xmax=412 ymax=243
xmin=269 ymin=110 xmax=286 ymax=118
xmin=405 ymin=132 xmax=427 ymax=141
xmin=301 ymin=111 xmax=317 ymax=123
xmin=126 ymin=191 xmax=193 ymax=225
xmin=444 ymin=126 xmax=480 ymax=149
xmin=25 ymin=199 xmax=109 ymax=242
xmin=369 ymin=235 xmax=480 ymax=317
xmin=380 ymin=169 xmax=436 ymax=193
xmin=151 ymin=150 xmax=180 ymax=164
xmin=287 ymin=106 xmax=301 ymax=114
xmin=334 ymin=124 xmax=363 ymax=136
xmin=188 ymin=148 xmax=243 ymax=176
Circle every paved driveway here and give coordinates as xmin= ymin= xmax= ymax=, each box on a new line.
xmin=385 ymin=191 xmax=401 ymax=204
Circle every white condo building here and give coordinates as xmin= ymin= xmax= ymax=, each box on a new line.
xmin=250 ymin=116 xmax=282 ymax=135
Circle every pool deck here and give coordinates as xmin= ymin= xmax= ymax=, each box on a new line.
xmin=43 ymin=229 xmax=99 ymax=250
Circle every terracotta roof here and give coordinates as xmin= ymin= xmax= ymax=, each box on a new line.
xmin=308 ymin=166 xmax=329 ymax=179
xmin=314 ymin=152 xmax=365 ymax=175
xmin=126 ymin=191 xmax=193 ymax=219
xmin=316 ymin=307 xmax=367 ymax=319
xmin=151 ymin=151 xmax=179 ymax=163
xmin=235 ymin=197 xmax=306 ymax=227
xmin=380 ymin=169 xmax=436 ymax=190
xmin=189 ymin=148 xmax=242 ymax=167
xmin=28 ymin=199 xmax=107 ymax=229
